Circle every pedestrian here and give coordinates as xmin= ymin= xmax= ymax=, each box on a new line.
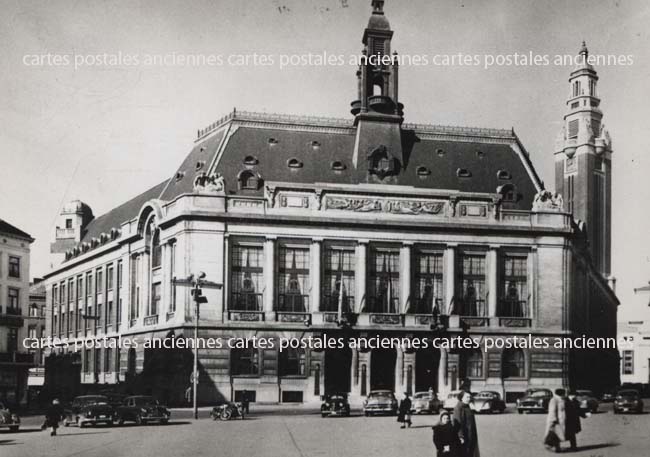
xmin=545 ymin=388 xmax=567 ymax=453
xmin=565 ymin=390 xmax=587 ymax=451
xmin=452 ymin=390 xmax=480 ymax=457
xmin=433 ymin=410 xmax=461 ymax=457
xmin=185 ymin=386 xmax=192 ymax=405
xmin=44 ymin=399 xmax=64 ymax=437
xmin=398 ymin=392 xmax=412 ymax=428
xmin=241 ymin=390 xmax=250 ymax=414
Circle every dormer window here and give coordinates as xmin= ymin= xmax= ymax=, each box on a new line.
xmin=457 ymin=168 xmax=472 ymax=178
xmin=416 ymin=166 xmax=431 ymax=177
xmin=195 ymin=161 xmax=205 ymax=171
xmin=175 ymin=171 xmax=185 ymax=182
xmin=287 ymin=158 xmax=303 ymax=169
xmin=476 ymin=150 xmax=485 ymax=158
xmin=268 ymin=138 xmax=278 ymax=146
xmin=497 ymin=170 xmax=512 ymax=180
xmin=331 ymin=161 xmax=346 ymax=171
xmin=498 ymin=184 xmax=518 ymax=207
xmin=436 ymin=148 xmax=445 ymax=157
xmin=311 ymin=141 xmax=321 ymax=150
xmin=243 ymin=155 xmax=258 ymax=166
xmin=238 ymin=170 xmax=261 ymax=190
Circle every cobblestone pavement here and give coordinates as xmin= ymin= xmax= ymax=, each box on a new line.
xmin=1 ymin=403 xmax=647 ymax=457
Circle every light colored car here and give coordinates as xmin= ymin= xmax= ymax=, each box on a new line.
xmin=411 ymin=391 xmax=442 ymax=414
xmin=0 ymin=402 xmax=20 ymax=432
xmin=363 ymin=390 xmax=398 ymax=416
xmin=574 ymin=390 xmax=599 ymax=413
xmin=443 ymin=390 xmax=462 ymax=411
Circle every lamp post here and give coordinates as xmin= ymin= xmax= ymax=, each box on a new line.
xmin=172 ymin=272 xmax=221 ymax=420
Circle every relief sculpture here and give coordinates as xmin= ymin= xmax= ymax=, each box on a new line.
xmin=324 ymin=196 xmax=444 ymax=215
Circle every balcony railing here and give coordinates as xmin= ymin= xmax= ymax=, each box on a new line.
xmin=365 ymin=297 xmax=400 ymax=315
xmin=320 ymin=295 xmax=355 ymax=313
xmin=5 ymin=307 xmax=22 ymax=316
xmin=369 ymin=313 xmax=402 ymax=325
xmin=275 ymin=311 xmax=311 ymax=324
xmin=144 ymin=315 xmax=159 ymax=326
xmin=228 ymin=310 xmax=265 ymax=322
xmin=498 ymin=299 xmax=529 ymax=318
xmin=277 ymin=294 xmax=309 ymax=313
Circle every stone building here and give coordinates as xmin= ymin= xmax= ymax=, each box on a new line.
xmin=43 ymin=1 xmax=618 ymax=404
xmin=0 ymin=218 xmax=34 ymax=404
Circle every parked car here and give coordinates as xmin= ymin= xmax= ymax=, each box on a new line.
xmin=320 ymin=393 xmax=351 ymax=417
xmin=472 ymin=391 xmax=506 ymax=414
xmin=363 ymin=390 xmax=398 ymax=416
xmin=613 ymin=389 xmax=644 ymax=414
xmin=64 ymin=395 xmax=116 ymax=427
xmin=411 ymin=391 xmax=442 ymax=414
xmin=600 ymin=391 xmax=615 ymax=403
xmin=0 ymin=402 xmax=20 ymax=432
xmin=574 ymin=390 xmax=599 ymax=413
xmin=116 ymin=396 xmax=170 ymax=425
xmin=442 ymin=390 xmax=462 ymax=411
xmin=516 ymin=388 xmax=553 ymax=414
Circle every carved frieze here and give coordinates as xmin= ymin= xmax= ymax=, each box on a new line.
xmin=324 ymin=196 xmax=445 ymax=215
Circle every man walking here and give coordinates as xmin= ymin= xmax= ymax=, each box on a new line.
xmin=565 ymin=390 xmax=587 ymax=451
xmin=545 ymin=388 xmax=568 ymax=453
xmin=398 ymin=392 xmax=412 ymax=428
xmin=44 ymin=399 xmax=64 ymax=437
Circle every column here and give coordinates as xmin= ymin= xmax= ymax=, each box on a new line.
xmin=310 ymin=240 xmax=322 ymax=313
xmin=350 ymin=348 xmax=359 ymax=394
xmin=264 ymin=237 xmax=276 ymax=320
xmin=488 ymin=246 xmax=499 ymax=326
xmin=355 ymin=241 xmax=368 ymax=313
xmin=438 ymin=348 xmax=448 ymax=398
xmin=395 ymin=349 xmax=404 ymax=394
xmin=222 ymin=235 xmax=229 ymax=320
xmin=400 ymin=243 xmax=412 ymax=314
xmin=444 ymin=244 xmax=456 ymax=314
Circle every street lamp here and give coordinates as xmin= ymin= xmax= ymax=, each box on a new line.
xmin=172 ymin=272 xmax=221 ymax=420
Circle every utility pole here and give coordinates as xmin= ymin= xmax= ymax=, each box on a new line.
xmin=172 ymin=272 xmax=221 ymax=420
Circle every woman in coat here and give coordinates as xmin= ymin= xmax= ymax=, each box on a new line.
xmin=545 ymin=388 xmax=567 ymax=452
xmin=44 ymin=399 xmax=64 ymax=436
xmin=398 ymin=392 xmax=412 ymax=428
xmin=452 ymin=391 xmax=480 ymax=457
xmin=433 ymin=410 xmax=461 ymax=457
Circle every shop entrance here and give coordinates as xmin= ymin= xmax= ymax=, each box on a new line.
xmin=324 ymin=348 xmax=352 ymax=394
xmin=370 ymin=348 xmax=396 ymax=391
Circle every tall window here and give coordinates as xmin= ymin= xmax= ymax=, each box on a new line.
xmin=94 ymin=348 xmax=102 ymax=375
xmin=622 ymin=350 xmax=634 ymax=375
xmin=96 ymin=269 xmax=103 ymax=297
xmin=368 ymin=248 xmax=399 ymax=313
xmin=502 ymin=349 xmax=525 ymax=378
xmin=230 ymin=244 xmax=264 ymax=311
xmin=7 ymin=328 xmax=18 ymax=352
xmin=277 ymin=246 xmax=310 ymax=312
xmin=151 ymin=230 xmax=162 ymax=269
xmin=8 ymin=256 xmax=20 ymax=278
xmin=148 ymin=220 xmax=161 ymax=316
xmin=169 ymin=243 xmax=176 ymax=312
xmin=104 ymin=347 xmax=113 ymax=373
xmin=130 ymin=255 xmax=141 ymax=320
xmin=499 ymin=255 xmax=528 ymax=317
xmin=322 ymin=247 xmax=355 ymax=312
xmin=413 ymin=250 xmax=443 ymax=314
xmin=465 ymin=350 xmax=484 ymax=378
xmin=7 ymin=288 xmax=19 ymax=313
xmin=84 ymin=349 xmax=92 ymax=373
xmin=107 ymin=265 xmax=114 ymax=290
xmin=456 ymin=253 xmax=486 ymax=316
xmin=150 ymin=284 xmax=161 ymax=316
xmin=231 ymin=348 xmax=259 ymax=375
xmin=279 ymin=348 xmax=306 ymax=376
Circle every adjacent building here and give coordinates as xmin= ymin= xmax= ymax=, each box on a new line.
xmin=0 ymin=218 xmax=34 ymax=404
xmin=618 ymin=320 xmax=650 ymax=386
xmin=43 ymin=1 xmax=619 ymax=405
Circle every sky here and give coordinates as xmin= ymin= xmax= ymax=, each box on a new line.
xmin=1 ymin=0 xmax=649 ymax=321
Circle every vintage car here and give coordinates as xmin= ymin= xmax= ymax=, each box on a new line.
xmin=516 ymin=388 xmax=553 ymax=414
xmin=613 ymin=389 xmax=644 ymax=414
xmin=64 ymin=395 xmax=116 ymax=427
xmin=411 ymin=391 xmax=442 ymax=414
xmin=321 ymin=393 xmax=351 ymax=417
xmin=442 ymin=390 xmax=462 ymax=411
xmin=0 ymin=402 xmax=20 ymax=432
xmin=363 ymin=390 xmax=398 ymax=416
xmin=471 ymin=391 xmax=506 ymax=414
xmin=600 ymin=391 xmax=615 ymax=403
xmin=116 ymin=396 xmax=170 ymax=425
xmin=574 ymin=390 xmax=599 ymax=413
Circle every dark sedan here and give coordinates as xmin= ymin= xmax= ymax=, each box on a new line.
xmin=363 ymin=390 xmax=398 ymax=416
xmin=116 ymin=396 xmax=170 ymax=425
xmin=64 ymin=395 xmax=116 ymax=427
xmin=516 ymin=388 xmax=553 ymax=414
xmin=613 ymin=389 xmax=644 ymax=414
xmin=472 ymin=391 xmax=506 ymax=414
xmin=321 ymin=393 xmax=351 ymax=417
xmin=575 ymin=390 xmax=599 ymax=413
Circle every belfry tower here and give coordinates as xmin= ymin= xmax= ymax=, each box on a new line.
xmin=554 ymin=42 xmax=613 ymax=277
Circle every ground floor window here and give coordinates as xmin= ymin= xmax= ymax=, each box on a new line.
xmin=231 ymin=348 xmax=259 ymax=376
xmin=502 ymin=349 xmax=525 ymax=378
xmin=279 ymin=348 xmax=306 ymax=376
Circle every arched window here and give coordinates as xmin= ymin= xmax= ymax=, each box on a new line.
xmin=465 ymin=350 xmax=484 ymax=378
xmin=502 ymin=349 xmax=525 ymax=378
xmin=151 ymin=228 xmax=161 ymax=269
xmin=238 ymin=170 xmax=260 ymax=190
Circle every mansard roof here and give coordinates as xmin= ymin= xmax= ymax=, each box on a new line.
xmin=60 ymin=109 xmax=545 ymax=261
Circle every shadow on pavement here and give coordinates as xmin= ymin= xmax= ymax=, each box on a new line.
xmin=115 ymin=421 xmax=193 ymax=427
xmin=0 ymin=439 xmax=17 ymax=445
xmin=574 ymin=442 xmax=619 ymax=452
xmin=55 ymin=431 xmax=110 ymax=437
xmin=3 ymin=428 xmax=42 ymax=434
